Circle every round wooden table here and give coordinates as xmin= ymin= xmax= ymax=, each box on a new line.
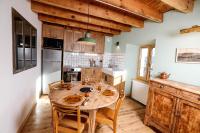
xmin=49 ymin=82 xmax=119 ymax=133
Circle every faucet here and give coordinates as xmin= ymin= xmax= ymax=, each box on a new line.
xmin=89 ymin=59 xmax=96 ymax=67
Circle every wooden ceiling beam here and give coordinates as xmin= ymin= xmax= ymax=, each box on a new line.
xmin=31 ymin=2 xmax=131 ymax=32
xmin=38 ymin=14 xmax=120 ymax=35
xmin=31 ymin=0 xmax=144 ymax=27
xmin=93 ymin=0 xmax=163 ymax=22
xmin=161 ymin=0 xmax=194 ymax=13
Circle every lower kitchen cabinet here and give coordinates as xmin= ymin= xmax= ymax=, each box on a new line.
xmin=144 ymin=79 xmax=200 ymax=133
xmin=102 ymin=72 xmax=125 ymax=92
xmin=81 ymin=68 xmax=102 ymax=82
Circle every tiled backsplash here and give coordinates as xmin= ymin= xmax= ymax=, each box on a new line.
xmin=63 ymin=52 xmax=125 ymax=69
xmin=103 ymin=53 xmax=125 ymax=69
xmin=63 ymin=52 xmax=103 ymax=67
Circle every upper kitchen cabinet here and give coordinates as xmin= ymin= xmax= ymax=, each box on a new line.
xmin=94 ymin=33 xmax=105 ymax=54
xmin=64 ymin=29 xmax=73 ymax=52
xmin=42 ymin=24 xmax=64 ymax=39
xmin=64 ymin=29 xmax=105 ymax=54
xmin=73 ymin=30 xmax=84 ymax=52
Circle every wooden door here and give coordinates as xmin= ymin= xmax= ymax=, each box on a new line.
xmin=174 ymin=100 xmax=200 ymax=133
xmin=149 ymin=90 xmax=177 ymax=133
xmin=73 ymin=31 xmax=83 ymax=52
xmin=64 ymin=30 xmax=73 ymax=52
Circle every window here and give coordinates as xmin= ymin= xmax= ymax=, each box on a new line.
xmin=12 ymin=8 xmax=37 ymax=73
xmin=137 ymin=44 xmax=155 ymax=82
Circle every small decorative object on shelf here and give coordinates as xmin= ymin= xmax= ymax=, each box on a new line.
xmin=160 ymin=72 xmax=170 ymax=79
xmin=180 ymin=25 xmax=200 ymax=34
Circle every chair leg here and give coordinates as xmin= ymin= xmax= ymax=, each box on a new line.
xmin=113 ymin=121 xmax=117 ymax=133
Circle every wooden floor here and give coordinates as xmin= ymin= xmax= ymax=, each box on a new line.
xmin=21 ymin=96 xmax=155 ymax=133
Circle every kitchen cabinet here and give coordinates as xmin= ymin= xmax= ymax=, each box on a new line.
xmin=42 ymin=24 xmax=64 ymax=39
xmin=102 ymin=72 xmax=125 ymax=92
xmin=81 ymin=68 xmax=102 ymax=82
xmin=73 ymin=30 xmax=84 ymax=52
xmin=144 ymin=79 xmax=200 ymax=133
xmin=95 ymin=34 xmax=105 ymax=54
xmin=64 ymin=30 xmax=105 ymax=53
xmin=102 ymin=72 xmax=124 ymax=86
xmin=64 ymin=30 xmax=73 ymax=52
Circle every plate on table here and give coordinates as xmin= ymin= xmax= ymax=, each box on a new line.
xmin=63 ymin=95 xmax=83 ymax=104
xmin=102 ymin=89 xmax=115 ymax=96
xmin=80 ymin=87 xmax=93 ymax=93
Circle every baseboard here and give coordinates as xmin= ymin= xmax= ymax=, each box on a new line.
xmin=17 ymin=102 xmax=36 ymax=133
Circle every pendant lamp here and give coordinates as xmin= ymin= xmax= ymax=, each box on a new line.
xmin=77 ymin=31 xmax=96 ymax=45
xmin=77 ymin=0 xmax=96 ymax=45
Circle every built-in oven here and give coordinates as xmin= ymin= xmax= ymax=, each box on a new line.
xmin=63 ymin=68 xmax=81 ymax=82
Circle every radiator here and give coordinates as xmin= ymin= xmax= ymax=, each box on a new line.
xmin=131 ymin=80 xmax=149 ymax=105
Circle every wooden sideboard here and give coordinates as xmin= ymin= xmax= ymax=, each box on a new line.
xmin=144 ymin=79 xmax=200 ymax=133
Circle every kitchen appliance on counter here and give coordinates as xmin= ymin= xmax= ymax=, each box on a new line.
xmin=42 ymin=38 xmax=63 ymax=94
xmin=63 ymin=67 xmax=81 ymax=82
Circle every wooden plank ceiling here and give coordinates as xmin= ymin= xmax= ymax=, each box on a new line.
xmin=31 ymin=0 xmax=195 ymax=35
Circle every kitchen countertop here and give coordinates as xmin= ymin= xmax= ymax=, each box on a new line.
xmin=63 ymin=66 xmax=126 ymax=78
xmin=151 ymin=78 xmax=200 ymax=95
xmin=102 ymin=68 xmax=126 ymax=78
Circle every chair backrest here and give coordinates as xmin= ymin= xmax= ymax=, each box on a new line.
xmin=51 ymin=101 xmax=81 ymax=133
xmin=114 ymin=82 xmax=125 ymax=121
xmin=114 ymin=93 xmax=125 ymax=119
xmin=48 ymin=80 xmax=63 ymax=92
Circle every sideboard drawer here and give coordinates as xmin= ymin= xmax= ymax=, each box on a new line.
xmin=180 ymin=91 xmax=200 ymax=105
xmin=151 ymin=81 xmax=177 ymax=95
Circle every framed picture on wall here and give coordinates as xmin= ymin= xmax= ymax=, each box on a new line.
xmin=176 ymin=48 xmax=200 ymax=63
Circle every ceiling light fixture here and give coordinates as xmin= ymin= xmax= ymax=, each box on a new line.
xmin=77 ymin=0 xmax=96 ymax=45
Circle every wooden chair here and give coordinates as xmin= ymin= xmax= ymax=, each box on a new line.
xmin=48 ymin=80 xmax=63 ymax=92
xmin=96 ymin=83 xmax=125 ymax=133
xmin=51 ymin=101 xmax=88 ymax=133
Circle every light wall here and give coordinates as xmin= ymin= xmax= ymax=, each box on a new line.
xmin=104 ymin=36 xmax=113 ymax=53
xmin=0 ymin=0 xmax=41 ymax=133
xmin=112 ymin=0 xmax=200 ymax=94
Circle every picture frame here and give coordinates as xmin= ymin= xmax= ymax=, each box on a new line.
xmin=176 ymin=48 xmax=200 ymax=63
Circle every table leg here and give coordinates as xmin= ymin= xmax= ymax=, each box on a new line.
xmin=88 ymin=110 xmax=97 ymax=133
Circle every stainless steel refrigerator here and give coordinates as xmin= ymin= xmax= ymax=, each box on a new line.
xmin=42 ymin=48 xmax=62 ymax=94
